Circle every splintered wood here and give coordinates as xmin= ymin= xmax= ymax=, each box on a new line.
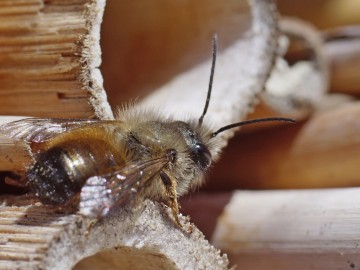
xmin=0 ymin=203 xmax=72 ymax=269
xmin=0 ymin=198 xmax=230 ymax=270
xmin=0 ymin=0 xmax=112 ymax=119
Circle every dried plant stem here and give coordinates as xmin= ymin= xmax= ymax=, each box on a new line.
xmin=213 ymin=188 xmax=360 ymax=270
xmin=210 ymin=101 xmax=360 ymax=190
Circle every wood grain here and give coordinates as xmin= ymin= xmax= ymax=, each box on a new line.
xmin=0 ymin=134 xmax=30 ymax=172
xmin=0 ymin=0 xmax=112 ymax=119
xmin=213 ymin=189 xmax=360 ymax=270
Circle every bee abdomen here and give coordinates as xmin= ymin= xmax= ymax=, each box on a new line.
xmin=28 ymin=147 xmax=89 ymax=205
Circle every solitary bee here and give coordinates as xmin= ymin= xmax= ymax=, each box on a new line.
xmin=0 ymin=35 xmax=294 ymax=225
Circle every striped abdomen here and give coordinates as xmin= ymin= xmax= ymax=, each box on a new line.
xmin=28 ymin=139 xmax=120 ymax=205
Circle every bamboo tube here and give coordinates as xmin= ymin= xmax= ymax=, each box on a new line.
xmin=325 ymin=27 xmax=360 ymax=95
xmin=277 ymin=0 xmax=360 ymax=29
xmin=208 ymin=101 xmax=360 ymax=190
xmin=101 ymin=0 xmax=251 ymax=106
xmin=0 ymin=199 xmax=230 ymax=270
xmin=261 ymin=17 xmax=329 ymax=119
xmin=280 ymin=25 xmax=360 ymax=96
xmin=212 ymin=189 xmax=360 ymax=270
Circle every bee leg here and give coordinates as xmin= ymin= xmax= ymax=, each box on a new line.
xmin=159 ymin=170 xmax=181 ymax=227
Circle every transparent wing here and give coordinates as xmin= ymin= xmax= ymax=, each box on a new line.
xmin=79 ymin=156 xmax=169 ymax=218
xmin=0 ymin=118 xmax=116 ymax=143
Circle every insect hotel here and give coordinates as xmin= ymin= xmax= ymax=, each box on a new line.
xmin=0 ymin=0 xmax=359 ymax=269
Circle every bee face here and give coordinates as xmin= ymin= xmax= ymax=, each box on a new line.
xmin=123 ymin=119 xmax=214 ymax=197
xmin=124 ymin=119 xmax=213 ymax=170
xmin=170 ymin=121 xmax=212 ymax=171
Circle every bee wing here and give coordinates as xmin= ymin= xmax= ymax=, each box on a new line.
xmin=79 ymin=156 xmax=169 ymax=218
xmin=0 ymin=118 xmax=117 ymax=143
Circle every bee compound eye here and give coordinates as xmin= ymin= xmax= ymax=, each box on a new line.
xmin=193 ymin=143 xmax=212 ymax=170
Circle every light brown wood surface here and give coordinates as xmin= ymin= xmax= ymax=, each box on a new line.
xmin=0 ymin=0 xmax=112 ymax=119
xmin=213 ymin=189 xmax=360 ymax=270
xmin=209 ymin=101 xmax=360 ymax=190
xmin=0 ymin=134 xmax=30 ymax=172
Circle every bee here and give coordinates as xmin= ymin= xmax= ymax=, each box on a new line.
xmin=0 ymin=35 xmax=294 ymax=225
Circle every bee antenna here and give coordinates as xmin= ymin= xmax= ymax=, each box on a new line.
xmin=211 ymin=117 xmax=296 ymax=137
xmin=199 ymin=33 xmax=217 ymax=126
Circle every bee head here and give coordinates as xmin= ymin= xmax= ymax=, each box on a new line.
xmin=171 ymin=121 xmax=212 ymax=171
xmin=162 ymin=34 xmax=295 ymax=195
xmin=188 ymin=139 xmax=212 ymax=170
